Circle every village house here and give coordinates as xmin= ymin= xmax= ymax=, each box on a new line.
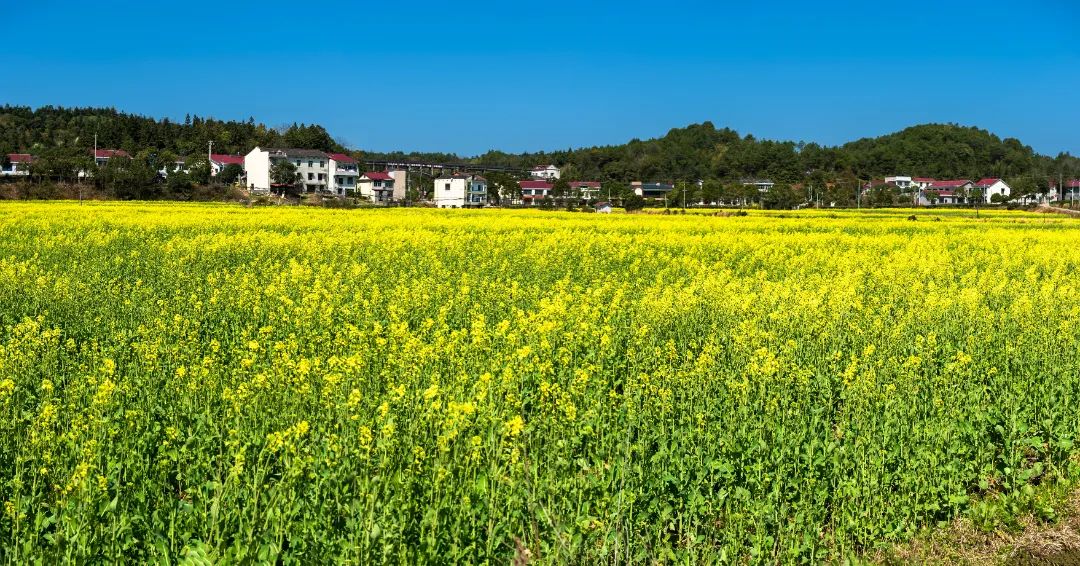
xmin=434 ymin=173 xmax=487 ymax=208
xmin=244 ymin=147 xmax=329 ymax=192
xmin=633 ymin=181 xmax=675 ymax=198
xmin=741 ymin=179 xmax=774 ymax=192
xmin=529 ymin=164 xmax=560 ymax=180
xmin=93 ymin=149 xmax=131 ymax=167
xmin=973 ymin=178 xmax=1011 ymax=203
xmin=1050 ymin=178 xmax=1080 ymax=200
xmin=519 ymin=180 xmax=553 ymax=205
xmin=919 ymin=179 xmax=974 ymax=205
xmin=327 ymin=153 xmax=359 ymax=196
xmin=2 ymin=153 xmax=33 ymax=176
xmin=568 ymin=181 xmax=601 ymax=200
xmin=210 ymin=154 xmax=245 ymax=177
xmin=357 ymin=172 xmax=394 ymax=202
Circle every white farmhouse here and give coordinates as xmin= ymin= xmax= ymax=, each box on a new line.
xmin=357 ymin=172 xmax=395 ymax=202
xmin=244 ymin=147 xmax=330 ymax=192
xmin=2 ymin=154 xmax=33 ymax=176
xmin=973 ymin=178 xmax=1010 ymax=203
xmin=434 ymin=173 xmax=487 ymax=208
xmin=529 ymin=164 xmax=560 ymax=180
xmin=884 ymin=175 xmax=914 ymax=189
xmin=327 ymin=153 xmax=359 ymax=195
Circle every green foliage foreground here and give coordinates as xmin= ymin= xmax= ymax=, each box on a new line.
xmin=0 ymin=204 xmax=1079 ymax=563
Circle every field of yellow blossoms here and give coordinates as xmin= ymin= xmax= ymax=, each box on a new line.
xmin=1 ymin=202 xmax=1079 ymax=563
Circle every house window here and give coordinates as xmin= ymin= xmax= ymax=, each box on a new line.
xmin=308 ymin=161 xmax=313 ymax=167
xmin=445 ymin=183 xmax=451 ymax=190
xmin=320 ymin=161 xmax=325 ymax=168
xmin=295 ymin=160 xmax=301 ymax=166
xmin=308 ymin=173 xmax=314 ymax=180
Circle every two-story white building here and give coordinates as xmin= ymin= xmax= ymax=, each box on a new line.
xmin=529 ymin=164 xmax=560 ymax=180
xmin=884 ymin=175 xmax=914 ymax=189
xmin=2 ymin=154 xmax=33 ymax=176
xmin=327 ymin=153 xmax=359 ymax=195
xmin=434 ymin=173 xmax=487 ymax=208
xmin=244 ymin=147 xmax=330 ymax=192
xmin=973 ymin=178 xmax=1011 ymax=203
xmin=568 ymin=181 xmax=601 ymax=200
xmin=519 ymin=180 xmax=553 ymax=205
xmin=357 ymin=172 xmax=395 ymax=202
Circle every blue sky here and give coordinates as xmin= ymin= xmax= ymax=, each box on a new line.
xmin=4 ymin=0 xmax=1078 ymax=156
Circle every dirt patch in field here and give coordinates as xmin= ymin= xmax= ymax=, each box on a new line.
xmin=879 ymin=489 xmax=1080 ymax=565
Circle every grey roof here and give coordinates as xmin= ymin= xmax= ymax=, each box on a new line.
xmin=264 ymin=148 xmax=330 ymax=158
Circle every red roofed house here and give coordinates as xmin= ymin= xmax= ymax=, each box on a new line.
xmin=358 ymin=171 xmax=394 ymax=202
xmin=210 ymin=154 xmax=246 ymax=177
xmin=568 ymin=181 xmax=601 ymax=200
xmin=93 ymin=149 xmax=131 ymax=167
xmin=973 ymin=178 xmax=1011 ymax=203
xmin=919 ymin=179 xmax=973 ymax=205
xmin=327 ymin=153 xmax=359 ymax=196
xmin=529 ymin=164 xmax=560 ymax=180
xmin=519 ymin=180 xmax=553 ymax=205
xmin=1049 ymin=178 xmax=1080 ymax=201
xmin=2 ymin=153 xmax=33 ymax=177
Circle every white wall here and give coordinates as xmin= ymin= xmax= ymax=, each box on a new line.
xmin=244 ymin=148 xmax=271 ymax=191
xmin=390 ymin=170 xmax=408 ymax=201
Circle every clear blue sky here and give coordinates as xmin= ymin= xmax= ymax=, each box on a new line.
xmin=4 ymin=0 xmax=1078 ymax=156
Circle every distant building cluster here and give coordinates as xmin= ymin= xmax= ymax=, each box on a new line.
xmin=863 ymin=176 xmax=1025 ymax=204
xmin=6 ymin=148 xmax=1077 ymax=208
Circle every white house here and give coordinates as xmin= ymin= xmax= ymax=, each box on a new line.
xmin=2 ymin=154 xmax=33 ymax=176
xmin=529 ymin=164 xmax=560 ymax=180
xmin=78 ymin=149 xmax=132 ymax=178
xmin=210 ymin=154 xmax=245 ymax=177
xmin=918 ymin=180 xmax=973 ymax=205
xmin=568 ymin=181 xmax=601 ymax=200
xmin=741 ymin=179 xmax=774 ymax=192
xmin=885 ymin=175 xmax=914 ymax=189
xmin=434 ymin=173 xmax=487 ymax=208
xmin=973 ymin=178 xmax=1010 ymax=203
xmin=519 ymin=180 xmax=553 ymax=205
xmin=327 ymin=153 xmax=359 ymax=195
xmin=357 ymin=172 xmax=394 ymax=202
xmin=244 ymin=147 xmax=329 ymax=192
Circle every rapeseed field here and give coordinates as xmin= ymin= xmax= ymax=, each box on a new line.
xmin=0 ymin=202 xmax=1078 ymax=563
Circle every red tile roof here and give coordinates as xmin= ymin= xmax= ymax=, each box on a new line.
xmin=210 ymin=154 xmax=244 ymax=165
xmin=974 ymin=178 xmax=1002 ymax=187
xmin=93 ymin=149 xmax=130 ymax=159
xmin=328 ymin=153 xmax=357 ymax=164
xmin=7 ymin=153 xmax=33 ymax=163
xmin=568 ymin=181 xmax=600 ymax=188
xmin=929 ymin=179 xmax=972 ymax=189
xmin=519 ymin=180 xmax=553 ymax=189
xmin=362 ymin=172 xmax=393 ymax=181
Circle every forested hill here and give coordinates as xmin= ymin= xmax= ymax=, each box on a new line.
xmin=2 ymin=105 xmax=1076 ymax=182
xmin=0 ymin=106 xmax=346 ymax=158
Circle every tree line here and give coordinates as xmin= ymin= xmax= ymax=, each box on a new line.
xmin=2 ymin=106 xmax=1078 ymax=205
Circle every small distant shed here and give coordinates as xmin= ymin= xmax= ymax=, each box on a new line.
xmin=595 ymin=201 xmax=613 ymax=214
